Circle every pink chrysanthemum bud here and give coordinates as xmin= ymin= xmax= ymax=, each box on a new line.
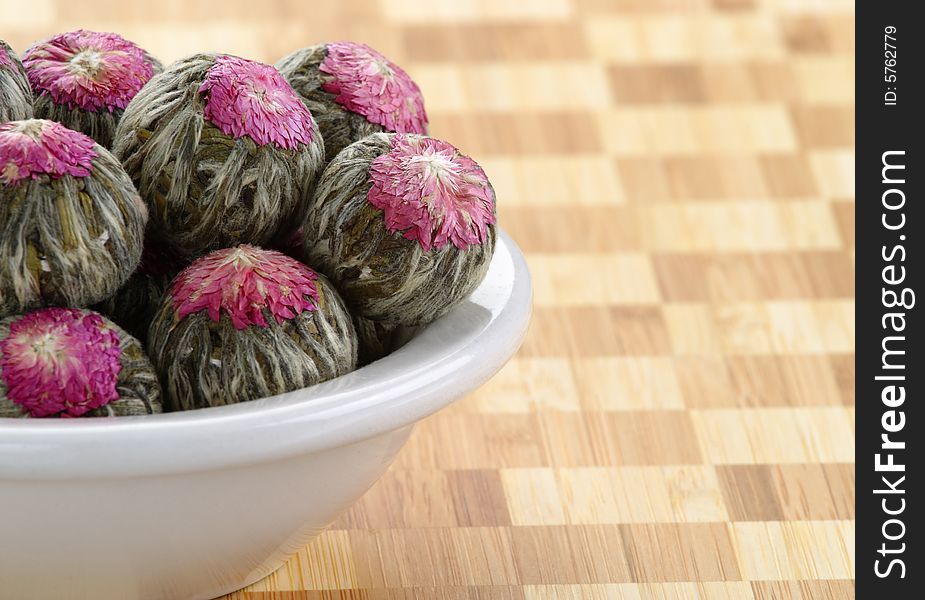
xmin=0 ymin=308 xmax=162 ymax=418
xmin=276 ymin=43 xmax=428 ymax=162
xmin=0 ymin=119 xmax=97 ymax=185
xmin=319 ymin=42 xmax=427 ymax=135
xmin=170 ymin=245 xmax=320 ymax=330
xmin=148 ymin=245 xmax=357 ymax=411
xmin=20 ymin=31 xmax=160 ymax=148
xmin=368 ymin=134 xmax=496 ymax=252
xmin=22 ymin=30 xmax=155 ymax=113
xmin=0 ymin=308 xmax=121 ymax=417
xmin=199 ymin=55 xmax=316 ymax=150
xmin=301 ymin=133 xmax=496 ymax=327
xmin=0 ymin=308 xmax=122 ymax=417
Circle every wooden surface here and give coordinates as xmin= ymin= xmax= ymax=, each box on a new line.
xmin=2 ymin=0 xmax=855 ymax=597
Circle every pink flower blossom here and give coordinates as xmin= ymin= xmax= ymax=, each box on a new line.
xmin=0 ymin=308 xmax=122 ymax=418
xmin=320 ymin=42 xmax=427 ymax=134
xmin=368 ymin=135 xmax=495 ymax=252
xmin=199 ymin=55 xmax=316 ymax=150
xmin=170 ymin=245 xmax=320 ymax=330
xmin=21 ymin=30 xmax=155 ymax=112
xmin=0 ymin=119 xmax=97 ymax=185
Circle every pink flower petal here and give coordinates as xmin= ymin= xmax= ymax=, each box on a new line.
xmin=199 ymin=55 xmax=316 ymax=150
xmin=319 ymin=42 xmax=427 ymax=134
xmin=170 ymin=245 xmax=319 ymax=330
xmin=22 ymin=30 xmax=155 ymax=112
xmin=0 ymin=308 xmax=122 ymax=418
xmin=368 ymin=135 xmax=495 ymax=251
xmin=0 ymin=120 xmax=97 ymax=185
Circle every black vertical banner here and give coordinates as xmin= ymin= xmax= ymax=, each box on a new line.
xmin=857 ymin=1 xmax=920 ymax=597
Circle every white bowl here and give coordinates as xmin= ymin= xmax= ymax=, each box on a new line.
xmin=0 ymin=229 xmax=532 ymax=600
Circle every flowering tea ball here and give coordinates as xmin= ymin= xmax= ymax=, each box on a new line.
xmin=0 ymin=307 xmax=162 ymax=418
xmin=276 ymin=42 xmax=428 ymax=163
xmin=0 ymin=120 xmax=147 ymax=318
xmin=302 ymin=133 xmax=496 ymax=326
xmin=113 ymin=53 xmax=324 ymax=259
xmin=0 ymin=40 xmax=33 ymax=122
xmin=148 ymin=245 xmax=357 ymax=411
xmin=21 ymin=30 xmax=161 ymax=148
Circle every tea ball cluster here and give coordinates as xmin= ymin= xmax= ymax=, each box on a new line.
xmin=302 ymin=133 xmax=496 ymax=326
xmin=148 ymin=245 xmax=357 ymax=411
xmin=277 ymin=42 xmax=428 ymax=163
xmin=0 ymin=307 xmax=161 ymax=418
xmin=0 ymin=119 xmax=147 ymax=318
xmin=0 ymin=40 xmax=33 ymax=122
xmin=1 ymin=33 xmax=499 ymax=419
xmin=113 ymin=53 xmax=325 ymax=259
xmin=21 ymin=30 xmax=161 ymax=148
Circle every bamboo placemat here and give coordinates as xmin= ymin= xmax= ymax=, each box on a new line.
xmin=2 ymin=0 xmax=855 ymax=597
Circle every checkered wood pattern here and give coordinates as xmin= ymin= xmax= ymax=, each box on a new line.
xmin=2 ymin=0 xmax=855 ymax=597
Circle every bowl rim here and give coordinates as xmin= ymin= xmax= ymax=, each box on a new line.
xmin=0 ymin=228 xmax=532 ymax=479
